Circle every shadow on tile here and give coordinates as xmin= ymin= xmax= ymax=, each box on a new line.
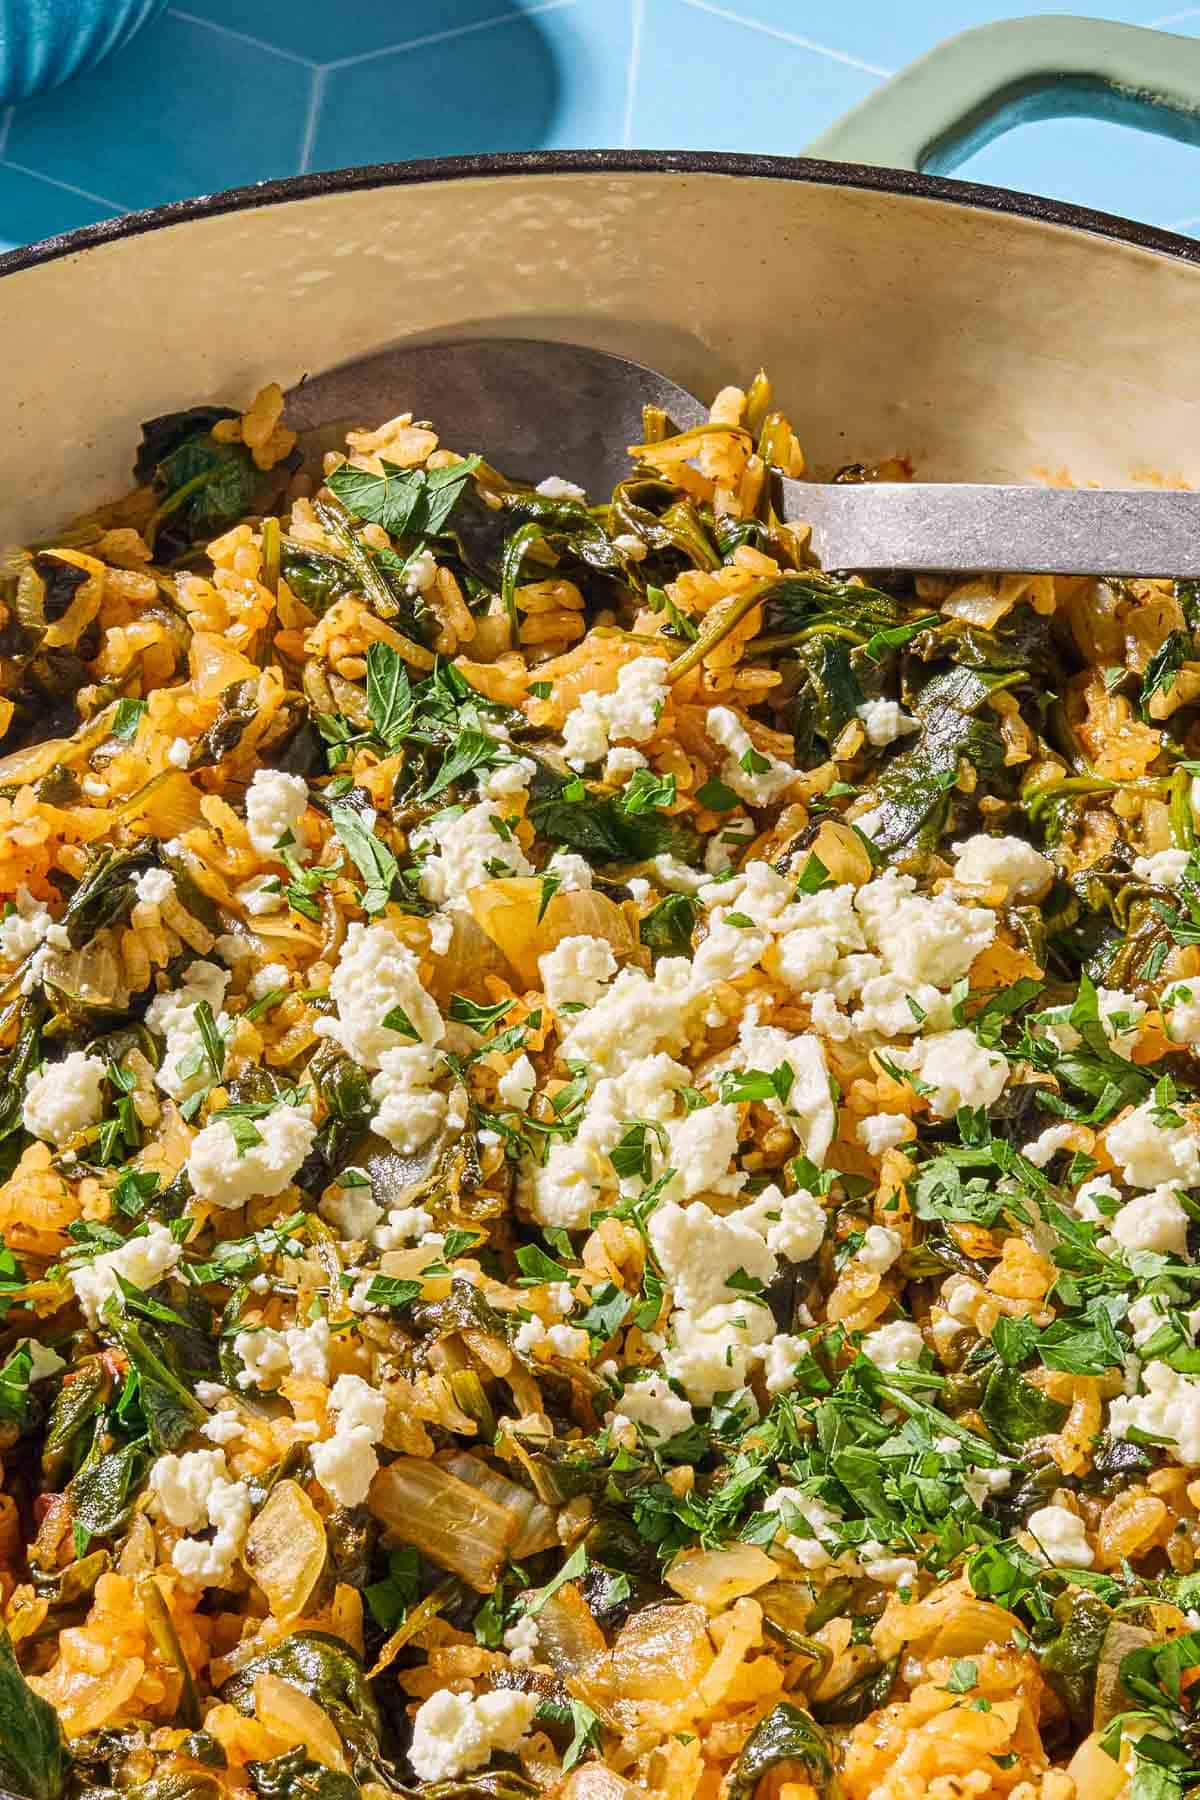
xmin=311 ymin=9 xmax=565 ymax=166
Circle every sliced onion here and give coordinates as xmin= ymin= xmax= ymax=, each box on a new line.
xmin=423 ymin=907 xmax=511 ymax=1007
xmin=1067 ymin=1730 xmax=1131 ymax=1800
xmin=665 ymin=1544 xmax=778 ymax=1609
xmin=441 ymin=1450 xmax=559 ymax=1556
xmin=116 ymin=771 xmax=207 ymax=838
xmin=468 ymin=879 xmax=635 ymax=988
xmin=535 ymin=1582 xmax=607 ymax=1677
xmin=369 ymin=1457 xmax=520 ymax=1592
xmin=254 ymin=1670 xmax=347 ymax=1770
xmin=189 ymin=630 xmax=259 ymax=698
xmin=241 ymin=1479 xmax=328 ymax=1620
xmin=556 ymin=1769 xmax=644 ymax=1800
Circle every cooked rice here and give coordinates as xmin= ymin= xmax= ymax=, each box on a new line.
xmin=0 ymin=375 xmax=1194 ymax=1800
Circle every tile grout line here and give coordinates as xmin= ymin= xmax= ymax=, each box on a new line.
xmin=0 ymin=108 xmax=13 ymax=160
xmin=0 ymin=156 xmax=125 ymax=213
xmin=679 ymin=0 xmax=893 ymax=78
xmin=166 ymin=7 xmax=319 ymax=67
xmin=322 ymin=0 xmax=577 ymax=73
xmin=298 ymin=65 xmax=328 ymax=177
xmin=622 ymin=0 xmax=645 ymax=147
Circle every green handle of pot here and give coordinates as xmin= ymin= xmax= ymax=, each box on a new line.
xmin=805 ymin=14 xmax=1200 ymax=175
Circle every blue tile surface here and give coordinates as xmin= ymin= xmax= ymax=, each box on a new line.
xmin=311 ymin=1 xmax=632 ymax=169
xmin=1 ymin=0 xmax=1199 ymax=252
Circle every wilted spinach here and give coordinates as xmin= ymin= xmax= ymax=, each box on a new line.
xmin=725 ymin=1702 xmax=833 ymax=1800
xmin=0 ymin=1627 xmax=70 ymax=1800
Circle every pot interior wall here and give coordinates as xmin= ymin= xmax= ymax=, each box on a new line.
xmin=4 ymin=168 xmax=1199 ymax=538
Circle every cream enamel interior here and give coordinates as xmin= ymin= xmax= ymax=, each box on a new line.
xmin=3 ymin=166 xmax=1200 ymax=539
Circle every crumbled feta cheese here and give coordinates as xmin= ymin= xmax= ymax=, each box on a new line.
xmin=650 ymin=1198 xmax=776 ymax=1314
xmin=1134 ymin=847 xmax=1191 ymax=887
xmin=1041 ymin=987 xmax=1147 ymax=1061
xmin=558 ymin=958 xmax=693 ymax=1078
xmin=316 ymin=921 xmax=445 ymax=1066
xmin=1026 ymin=1503 xmax=1094 ymax=1569
xmin=1165 ymin=981 xmax=1200 ymax=1044
xmin=857 ymin=1225 xmax=903 ymax=1275
xmin=856 ymin=698 xmax=921 ymax=747
xmin=539 ymin=934 xmax=618 ymax=1011
xmin=249 ymin=962 xmax=289 ymax=1001
xmin=704 ymin=815 xmax=757 ymax=874
xmin=235 ymin=873 xmax=284 ymax=916
xmin=852 ymin=973 xmax=950 ymax=1038
xmin=894 ymin=1028 xmax=1008 ymax=1117
xmin=497 ymin=1053 xmax=536 ymax=1112
xmin=22 ymin=1050 xmax=105 ymax=1146
xmin=706 ymin=705 xmax=797 ymax=805
xmin=859 ymin=1542 xmax=919 ymax=1587
xmin=562 ymin=656 xmax=670 ymax=771
xmin=856 ymin=871 xmax=995 ymax=987
xmin=535 ymin=474 xmax=586 ymax=501
xmin=663 ymin=1102 xmax=744 ymax=1202
xmin=187 ymin=1102 xmax=317 ymax=1210
xmin=526 ymin=1050 xmax=691 ymax=1227
xmin=202 ymin=1411 xmax=245 ymax=1445
xmin=546 ymin=1323 xmax=590 ymax=1360
xmin=1111 ymin=1360 xmax=1200 ymax=1464
xmin=611 ymin=1373 xmax=694 ymax=1441
xmin=761 ymin=1334 xmax=809 ymax=1395
xmin=952 ymin=833 xmax=1055 ymax=901
xmin=370 ymin=1044 xmax=465 ymax=1156
xmin=861 ymin=1319 xmax=924 ymax=1370
xmin=1127 ymin=1293 xmax=1171 ymax=1348
xmin=71 ymin=1222 xmax=183 ymax=1326
xmin=764 ymin=1487 xmax=843 ymax=1569
xmin=167 ymin=736 xmax=192 ymax=768
xmin=664 ymin=1299 xmax=775 ymax=1403
xmin=547 ymin=851 xmax=593 ymax=893
xmin=603 ymin=745 xmax=647 ymax=782
xmin=146 ymin=960 xmax=231 ymax=1100
xmin=233 ymin=1316 xmax=332 ymax=1390
xmin=135 ymin=867 xmax=175 ymax=907
xmin=1074 ymin=1175 xmax=1122 ymax=1222
xmin=245 ymin=768 xmax=309 ymax=858
xmin=319 ymin=1183 xmax=383 ymax=1241
xmin=857 ymin=1112 xmax=910 ymax=1156
xmin=372 ymin=1205 xmax=434 ymax=1250
xmin=1108 ymin=1100 xmax=1200 ymax=1189
xmin=1022 ymin=1123 xmax=1077 ymax=1169
xmin=414 ymin=800 xmax=533 ymax=904
xmin=734 ymin=1017 xmax=836 ymax=1166
xmin=148 ymin=1448 xmax=230 ymax=1530
xmin=503 ymin=1614 xmax=541 ymax=1666
xmin=1109 ymin=1185 xmax=1190 ymax=1256
xmin=402 ymin=546 xmax=438 ymax=594
xmin=310 ymin=1373 xmax=387 ymax=1506
xmin=0 ymin=886 xmax=69 ymax=963
xmin=171 ymin=1475 xmax=251 ymax=1587
xmin=481 ymin=757 xmax=536 ymax=798
xmin=740 ymin=1183 xmax=826 ymax=1262
xmin=409 ymin=1688 xmax=539 ymax=1784
xmin=213 ymin=933 xmax=253 ymax=965
xmin=514 ymin=1317 xmax=546 ymax=1355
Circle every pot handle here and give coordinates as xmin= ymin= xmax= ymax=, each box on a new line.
xmin=804 ymin=14 xmax=1200 ymax=174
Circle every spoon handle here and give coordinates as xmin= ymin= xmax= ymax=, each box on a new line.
xmin=782 ymin=477 xmax=1200 ymax=576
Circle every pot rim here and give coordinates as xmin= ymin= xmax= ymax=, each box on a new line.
xmin=1 ymin=147 xmax=1198 ymax=285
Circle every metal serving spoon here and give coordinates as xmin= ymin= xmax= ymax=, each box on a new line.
xmin=285 ymin=337 xmax=1200 ymax=576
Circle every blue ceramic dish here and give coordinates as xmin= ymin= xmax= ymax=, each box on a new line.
xmin=1 ymin=0 xmax=164 ymax=104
